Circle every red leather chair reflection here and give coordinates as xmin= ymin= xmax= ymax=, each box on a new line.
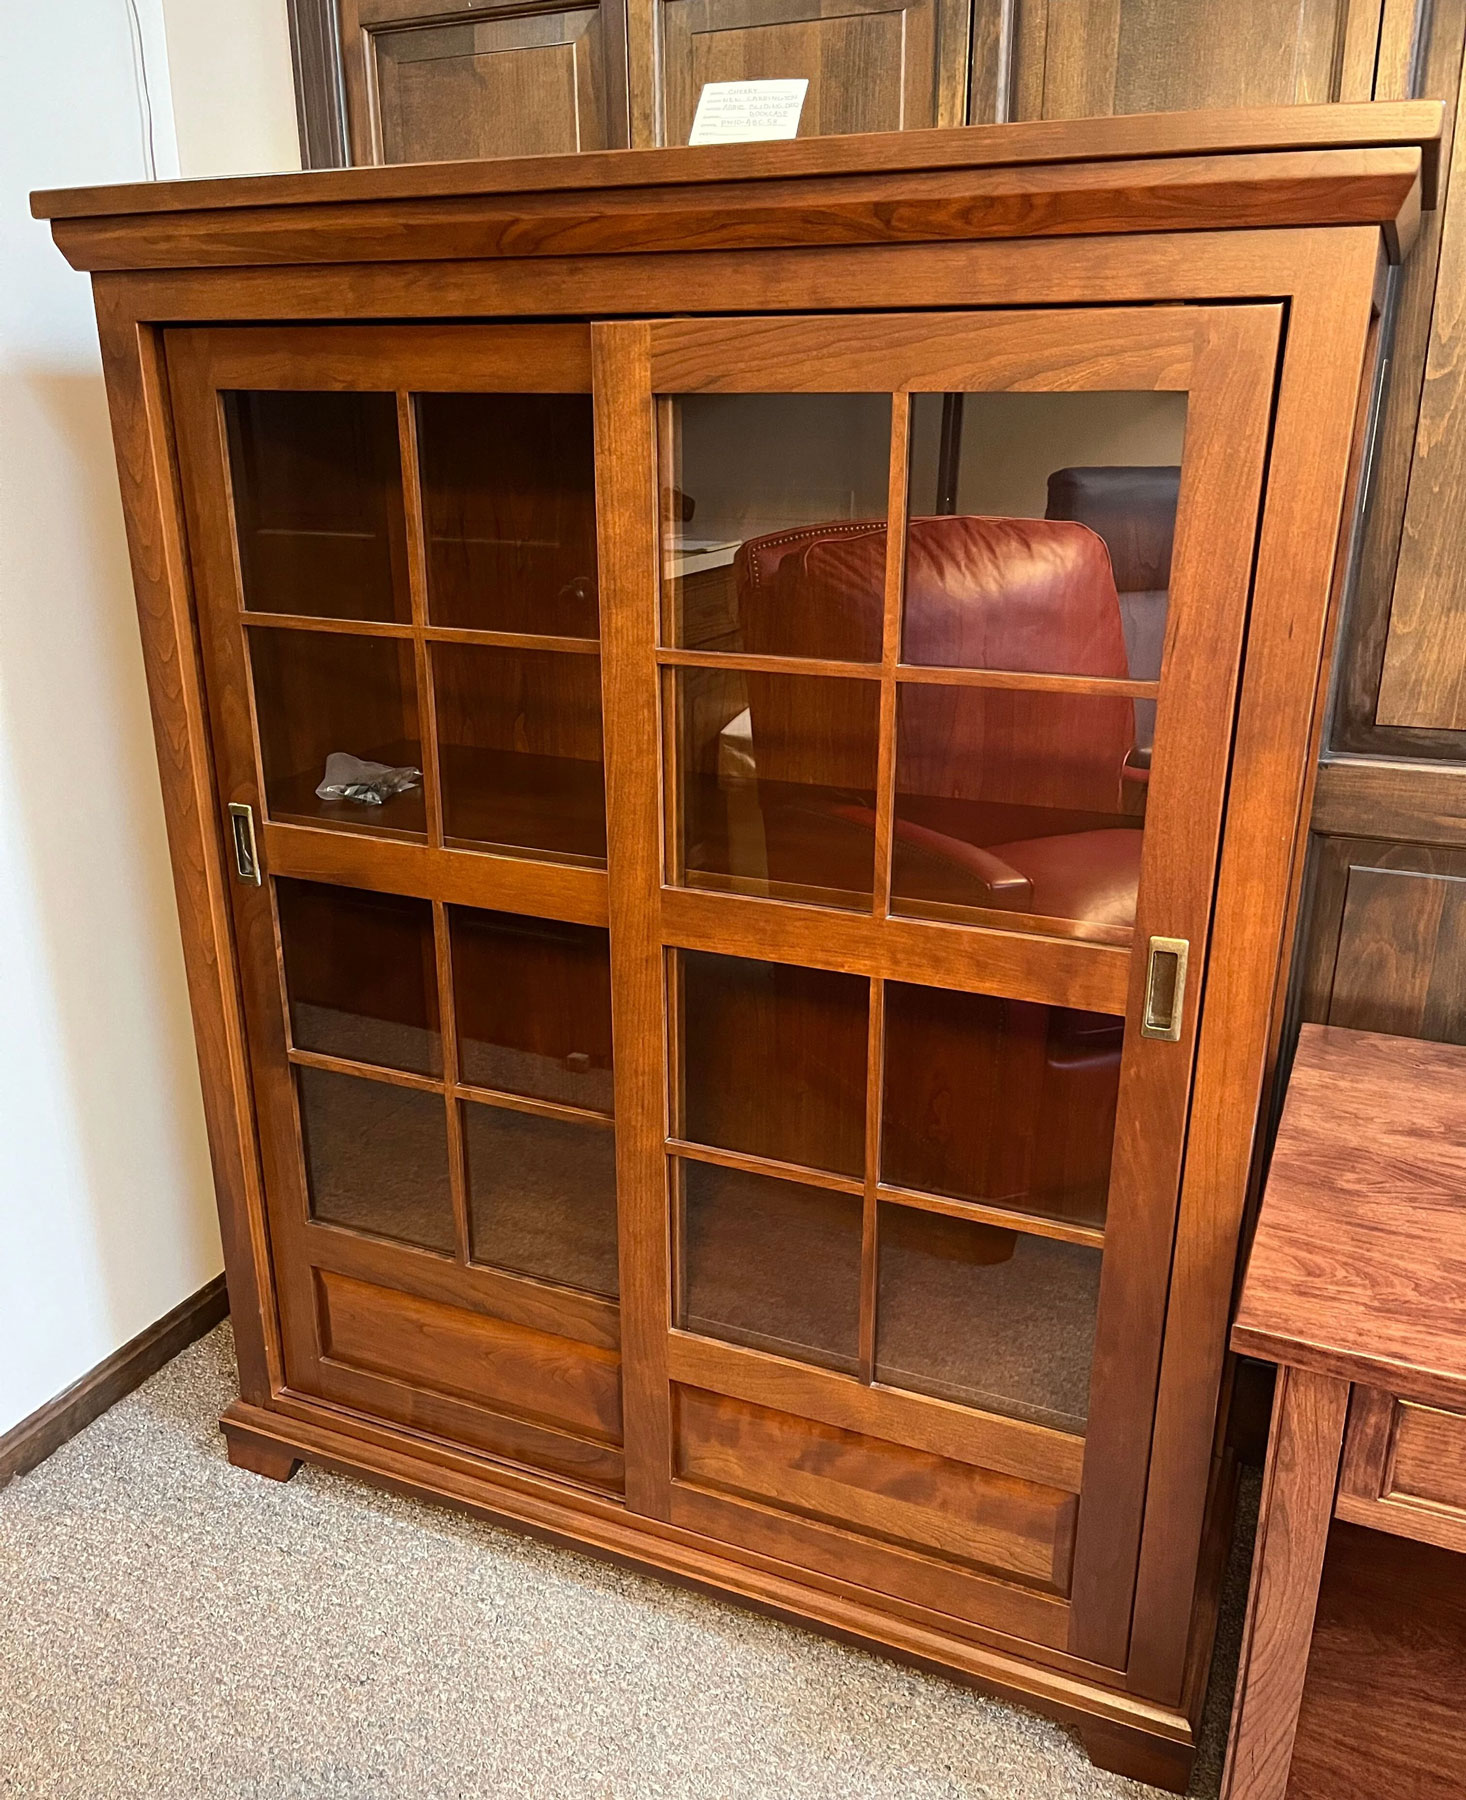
xmin=723 ymin=511 xmax=1143 ymax=1230
xmin=728 ymin=513 xmax=1144 ymax=933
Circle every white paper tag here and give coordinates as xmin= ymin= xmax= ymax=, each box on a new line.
xmin=687 ymin=79 xmax=809 ymax=146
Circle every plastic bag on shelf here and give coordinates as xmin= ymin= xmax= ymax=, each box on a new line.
xmin=315 ymin=751 xmax=423 ymax=807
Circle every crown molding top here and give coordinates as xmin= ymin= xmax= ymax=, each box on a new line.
xmin=30 ymin=102 xmax=1442 ymax=275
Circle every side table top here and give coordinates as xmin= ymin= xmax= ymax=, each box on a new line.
xmin=1232 ymin=1023 xmax=1466 ymax=1409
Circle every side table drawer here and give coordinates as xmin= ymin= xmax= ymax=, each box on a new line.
xmin=1337 ymin=1387 xmax=1466 ymax=1553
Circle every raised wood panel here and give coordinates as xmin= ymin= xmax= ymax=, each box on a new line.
xmin=1004 ymin=0 xmax=1395 ymax=124
xmin=1391 ymin=1398 xmax=1466 ymax=1506
xmin=315 ymin=1267 xmax=625 ymax=1461
xmin=1328 ymin=0 xmax=1462 ymax=758
xmin=1337 ymin=1386 xmax=1466 ymax=1551
xmin=341 ymin=0 xmax=630 ymax=165
xmin=1299 ymin=837 xmax=1466 ymax=1041
xmin=673 ymin=1385 xmax=1078 ymax=1592
xmin=667 ymin=1330 xmax=1086 ymax=1489
xmin=646 ymin=0 xmax=967 ymax=147
xmin=1377 ymin=51 xmax=1466 ymax=728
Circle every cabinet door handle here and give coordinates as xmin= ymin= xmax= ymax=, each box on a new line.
xmin=227 ymin=802 xmax=262 ymax=886
xmin=1141 ymin=935 xmax=1189 ymax=1041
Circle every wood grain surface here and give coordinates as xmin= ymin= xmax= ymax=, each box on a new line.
xmin=1233 ymin=1024 xmax=1466 ymax=1405
xmin=1220 ymin=1365 xmax=1349 ymax=1800
xmin=31 ymin=100 xmax=1444 ymax=220
xmin=41 ymin=148 xmax=1425 ymax=273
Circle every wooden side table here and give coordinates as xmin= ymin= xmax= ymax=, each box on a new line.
xmin=1222 ymin=1024 xmax=1466 ymax=1800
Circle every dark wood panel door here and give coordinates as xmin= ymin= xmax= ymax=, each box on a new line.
xmin=988 ymin=0 xmax=1398 ymax=122
xmin=632 ymin=0 xmax=970 ymax=145
xmin=167 ymin=324 xmax=630 ymax=1492
xmin=340 ymin=0 xmax=630 ymax=164
xmin=593 ymin=305 xmax=1282 ymax=1665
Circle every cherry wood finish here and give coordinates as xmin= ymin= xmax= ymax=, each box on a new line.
xmin=32 ymin=102 xmax=1442 ymax=223
xmin=1284 ymin=1521 xmax=1466 ymax=1800
xmin=1233 ymin=1028 xmax=1466 ymax=1401
xmin=1223 ymin=1023 xmax=1466 ymax=1799
xmin=34 ymin=118 xmax=1430 ymax=1790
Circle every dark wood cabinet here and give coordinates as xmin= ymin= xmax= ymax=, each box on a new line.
xmin=641 ymin=0 xmax=969 ymax=142
xmin=990 ymin=0 xmax=1412 ymax=123
xmin=307 ymin=0 xmax=1429 ymax=158
xmin=32 ymin=104 xmax=1438 ymax=1792
xmin=338 ymin=0 xmax=631 ymax=161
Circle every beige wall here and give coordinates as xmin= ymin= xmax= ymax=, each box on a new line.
xmin=161 ymin=0 xmax=301 ymax=179
xmin=1 ymin=1 xmax=297 ymax=1439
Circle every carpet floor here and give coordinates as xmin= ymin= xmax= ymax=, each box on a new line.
xmin=0 ymin=1325 xmax=1254 ymax=1800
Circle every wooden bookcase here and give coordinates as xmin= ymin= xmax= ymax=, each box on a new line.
xmin=31 ymin=106 xmax=1439 ymax=1789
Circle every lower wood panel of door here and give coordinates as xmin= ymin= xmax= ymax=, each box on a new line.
xmin=667 ymin=1386 xmax=1075 ymax=1637
xmin=302 ymin=1265 xmax=626 ymax=1492
xmin=218 ymin=1391 xmax=1205 ymax=1789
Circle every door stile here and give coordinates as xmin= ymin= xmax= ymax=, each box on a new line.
xmin=1065 ymin=306 xmax=1284 ymax=1668
xmin=592 ymin=319 xmax=675 ymax=1519
xmin=163 ymin=334 xmax=333 ymax=1394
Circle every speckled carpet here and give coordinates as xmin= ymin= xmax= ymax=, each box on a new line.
xmin=0 ymin=1325 xmax=1252 ymax=1799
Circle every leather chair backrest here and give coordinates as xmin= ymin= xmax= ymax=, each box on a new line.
xmin=731 ymin=514 xmax=1135 ymax=815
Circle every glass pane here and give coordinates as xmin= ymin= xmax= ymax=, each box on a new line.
xmin=225 ymin=391 xmax=408 ymax=623
xmin=298 ymin=1065 xmax=454 ymax=1253
xmin=906 ymin=390 xmax=1184 ymax=703
xmin=680 ymin=1161 xmax=862 ymax=1372
xmin=891 ymin=685 xmax=1144 ymax=938
xmin=434 ymin=643 xmax=605 ymax=862
xmin=673 ymin=667 xmax=880 ymax=908
xmin=417 ymin=393 xmax=599 ymax=638
xmin=250 ymin=628 xmax=425 ymax=837
xmin=278 ymin=880 xmax=441 ymax=1076
xmin=464 ymin=1104 xmax=618 ymax=1297
xmin=661 ymin=394 xmax=892 ymax=658
xmin=680 ymin=950 xmax=867 ymax=1177
xmin=451 ymin=908 xmax=613 ymax=1112
xmin=882 ymin=983 xmax=1121 ymax=1231
xmin=876 ymin=1203 xmax=1101 ymax=1432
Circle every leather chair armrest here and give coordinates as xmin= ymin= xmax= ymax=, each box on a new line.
xmin=886 ymin=815 xmax=1034 ymax=911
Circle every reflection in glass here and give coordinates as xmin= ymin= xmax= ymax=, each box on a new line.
xmin=882 ymin=983 xmax=1121 ymax=1231
xmin=891 ymin=685 xmax=1145 ymax=937
xmin=680 ymin=950 xmax=867 ymax=1176
xmin=417 ymin=393 xmax=599 ymax=638
xmin=298 ymin=1065 xmax=454 ymax=1253
xmin=249 ymin=627 xmax=425 ymax=837
xmin=465 ymin=1104 xmax=618 ymax=1296
xmin=680 ymin=1161 xmax=862 ymax=1372
xmin=278 ymin=880 xmax=441 ymax=1076
xmin=876 ymin=1203 xmax=1101 ymax=1431
xmin=673 ymin=667 xmax=880 ymax=907
xmin=225 ymin=390 xmax=409 ymax=623
xmin=661 ymin=393 xmax=891 ymax=658
xmin=451 ymin=908 xmax=613 ymax=1112
xmin=906 ymin=391 xmax=1183 ymax=719
xmin=434 ymin=643 xmax=605 ymax=862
